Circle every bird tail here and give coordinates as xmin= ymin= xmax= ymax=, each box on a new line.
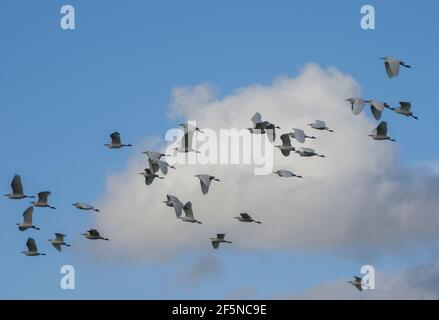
xmin=328 ymin=129 xmax=334 ymax=133
xmin=256 ymin=221 xmax=262 ymax=224
xmin=196 ymin=221 xmax=202 ymax=224
xmin=50 ymin=206 xmax=56 ymax=210
xmin=94 ymin=209 xmax=101 ymax=213
xmin=412 ymin=115 xmax=419 ymax=120
xmin=103 ymin=238 xmax=110 ymax=241
xmin=65 ymin=244 xmax=71 ymax=247
xmin=401 ymin=62 xmax=411 ymax=68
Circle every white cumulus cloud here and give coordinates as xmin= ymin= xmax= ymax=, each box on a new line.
xmin=94 ymin=64 xmax=439 ymax=260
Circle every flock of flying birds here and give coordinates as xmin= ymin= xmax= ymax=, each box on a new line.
xmin=5 ymin=57 xmax=414 ymax=291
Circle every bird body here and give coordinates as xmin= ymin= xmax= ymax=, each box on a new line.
xmin=234 ymin=212 xmax=261 ymax=224
xmin=179 ymin=123 xmax=204 ymax=134
xmin=210 ymin=233 xmax=232 ymax=249
xmin=16 ymin=206 xmax=40 ymax=231
xmin=195 ymin=174 xmax=220 ymax=195
xmin=30 ymin=191 xmax=56 ymax=209
xmin=104 ymin=132 xmax=132 ymax=149
xmin=82 ymin=229 xmax=109 ymax=241
xmin=72 ymin=202 xmax=100 ymax=212
xmin=48 ymin=233 xmax=71 ymax=251
xmin=308 ymin=120 xmax=333 ymax=132
xmin=295 ymin=148 xmax=325 ymax=158
xmin=290 ymin=128 xmax=315 ymax=144
xmin=273 ymin=170 xmax=302 ymax=178
xmin=142 ymin=150 xmax=168 ymax=161
xmin=4 ymin=174 xmax=35 ymax=200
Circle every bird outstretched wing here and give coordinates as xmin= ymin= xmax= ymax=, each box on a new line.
xmin=291 ymin=129 xmax=305 ymax=143
xmin=26 ymin=237 xmax=37 ymax=252
xmin=198 ymin=175 xmax=212 ymax=195
xmin=88 ymin=229 xmax=100 ymax=237
xmin=110 ymin=132 xmax=121 ymax=144
xmin=37 ymin=191 xmax=51 ymax=203
xmin=370 ymin=105 xmax=382 ymax=120
xmin=280 ymin=134 xmax=291 ymax=147
xmin=55 ymin=233 xmax=66 ymax=242
xmin=240 ymin=212 xmax=252 ymax=220
xmin=11 ymin=174 xmax=24 ymax=195
xmin=183 ymin=201 xmax=194 ymax=218
xmin=251 ymin=112 xmax=262 ymax=126
xmin=23 ymin=206 xmax=34 ymax=224
xmin=399 ymin=101 xmax=411 ymax=112
xmin=376 ymin=121 xmax=388 ymax=136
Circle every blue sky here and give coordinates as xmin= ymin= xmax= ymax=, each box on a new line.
xmin=1 ymin=0 xmax=439 ymax=299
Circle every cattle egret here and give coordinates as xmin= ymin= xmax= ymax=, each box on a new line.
xmin=290 ymin=128 xmax=316 ymax=144
xmin=16 ymin=206 xmax=40 ymax=231
xmin=174 ymin=130 xmax=200 ymax=153
xmin=381 ymin=57 xmax=411 ymax=78
xmin=308 ymin=120 xmax=334 ymax=132
xmin=295 ymin=147 xmax=325 ymax=158
xmin=248 ymin=112 xmax=280 ymax=142
xmin=72 ymin=202 xmax=100 ymax=212
xmin=180 ymin=201 xmax=202 ymax=224
xmin=82 ymin=229 xmax=109 ymax=241
xmin=148 ymin=158 xmax=175 ymax=175
xmin=142 ymin=151 xmax=169 ymax=162
xmin=30 ymin=192 xmax=56 ymax=209
xmin=210 ymin=233 xmax=232 ymax=249
xmin=4 ymin=174 xmax=35 ymax=200
xmin=163 ymin=194 xmax=184 ymax=218
xmin=104 ymin=132 xmax=132 ymax=149
xmin=365 ymin=100 xmax=387 ymax=120
xmin=346 ymin=98 xmax=366 ymax=115
xmin=195 ymin=174 xmax=220 ymax=195
xmin=369 ymin=121 xmax=396 ymax=142
xmin=234 ymin=212 xmax=261 ymax=224
xmin=349 ymin=276 xmax=363 ymax=292
xmin=139 ymin=168 xmax=164 ymax=185
xmin=385 ymin=102 xmax=418 ymax=120
xmin=22 ymin=237 xmax=45 ymax=256
xmin=48 ymin=233 xmax=71 ymax=252
xmin=179 ymin=123 xmax=205 ymax=134
xmin=273 ymin=170 xmax=302 ymax=179
xmin=275 ymin=134 xmax=295 ymax=156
